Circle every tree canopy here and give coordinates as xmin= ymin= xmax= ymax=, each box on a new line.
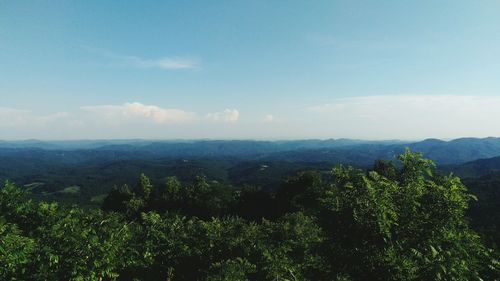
xmin=1 ymin=150 xmax=498 ymax=280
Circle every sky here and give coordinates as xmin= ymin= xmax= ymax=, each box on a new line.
xmin=1 ymin=0 xmax=500 ymax=140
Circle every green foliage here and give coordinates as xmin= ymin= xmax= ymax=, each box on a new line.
xmin=102 ymin=184 xmax=134 ymax=214
xmin=315 ymin=150 xmax=499 ymax=280
xmin=0 ymin=218 xmax=36 ymax=280
xmin=1 ymin=149 xmax=499 ymax=280
xmin=206 ymin=258 xmax=256 ymax=281
xmin=35 ymin=208 xmax=132 ymax=280
xmin=463 ymin=171 xmax=500 ymax=248
xmin=276 ymin=171 xmax=323 ymax=214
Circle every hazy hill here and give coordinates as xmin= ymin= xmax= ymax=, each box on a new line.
xmin=407 ymin=137 xmax=500 ymax=164
xmin=4 ymin=137 xmax=500 ymax=164
xmin=3 ymin=137 xmax=500 ymax=205
xmin=443 ymin=155 xmax=500 ymax=178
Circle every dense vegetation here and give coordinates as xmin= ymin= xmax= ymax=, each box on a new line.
xmin=1 ymin=150 xmax=498 ymax=280
xmin=4 ymin=138 xmax=500 ymax=206
xmin=464 ymin=172 xmax=500 ymax=249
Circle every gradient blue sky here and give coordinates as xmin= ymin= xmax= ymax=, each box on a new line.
xmin=1 ymin=0 xmax=500 ymax=140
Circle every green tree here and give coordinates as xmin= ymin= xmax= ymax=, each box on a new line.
xmin=0 ymin=218 xmax=36 ymax=280
xmin=317 ymin=149 xmax=499 ymax=280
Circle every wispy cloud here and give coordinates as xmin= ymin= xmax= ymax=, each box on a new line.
xmin=206 ymin=109 xmax=240 ymax=123
xmin=263 ymin=114 xmax=277 ymax=123
xmin=81 ymin=102 xmax=196 ymax=124
xmin=306 ymin=95 xmax=500 ymax=139
xmin=0 ymin=107 xmax=68 ymax=128
xmin=116 ymin=55 xmax=200 ymax=70
xmin=83 ymin=46 xmax=200 ymax=70
xmin=7 ymin=96 xmax=500 ymax=140
xmin=1 ymin=103 xmax=243 ymax=131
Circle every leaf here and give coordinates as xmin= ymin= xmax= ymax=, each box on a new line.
xmin=430 ymin=245 xmax=438 ymax=258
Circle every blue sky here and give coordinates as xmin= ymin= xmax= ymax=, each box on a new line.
xmin=1 ymin=0 xmax=500 ymax=140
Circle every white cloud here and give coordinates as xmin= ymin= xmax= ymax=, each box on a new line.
xmin=306 ymin=95 xmax=500 ymax=139
xmin=81 ymin=102 xmax=196 ymax=124
xmin=83 ymin=46 xmax=200 ymax=70
xmin=125 ymin=102 xmax=195 ymax=123
xmin=206 ymin=109 xmax=240 ymax=123
xmin=0 ymin=107 xmax=30 ymax=126
xmin=4 ymin=96 xmax=500 ymax=140
xmin=124 ymin=56 xmax=200 ymax=70
xmin=0 ymin=104 xmax=248 ymax=139
xmin=153 ymin=58 xmax=199 ymax=70
xmin=263 ymin=114 xmax=276 ymax=123
xmin=0 ymin=107 xmax=68 ymax=128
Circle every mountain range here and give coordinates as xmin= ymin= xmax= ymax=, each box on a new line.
xmin=2 ymin=137 xmax=500 ymax=205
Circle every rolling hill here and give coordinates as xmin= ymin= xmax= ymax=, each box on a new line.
xmin=2 ymin=137 xmax=500 ymax=205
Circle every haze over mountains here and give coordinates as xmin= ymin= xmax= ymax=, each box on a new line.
xmin=2 ymin=137 xmax=500 ymax=164
xmin=2 ymin=137 xmax=500 ymax=206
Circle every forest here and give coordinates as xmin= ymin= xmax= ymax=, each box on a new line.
xmin=1 ymin=149 xmax=499 ymax=280
xmin=4 ymin=0 xmax=500 ymax=279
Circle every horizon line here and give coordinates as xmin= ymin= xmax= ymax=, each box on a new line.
xmin=1 ymin=136 xmax=499 ymax=143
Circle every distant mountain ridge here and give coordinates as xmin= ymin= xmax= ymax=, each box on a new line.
xmin=0 ymin=138 xmax=404 ymax=151
xmin=2 ymin=137 xmax=500 ymax=165
xmin=3 ymin=137 xmax=500 ymax=205
xmin=407 ymin=137 xmax=500 ymax=164
xmin=444 ymin=155 xmax=500 ymax=178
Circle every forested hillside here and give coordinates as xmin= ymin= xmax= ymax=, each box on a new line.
xmin=5 ymin=0 xmax=500 ymax=279
xmin=1 ymin=150 xmax=499 ymax=280
xmin=3 ymin=138 xmax=500 ymax=206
